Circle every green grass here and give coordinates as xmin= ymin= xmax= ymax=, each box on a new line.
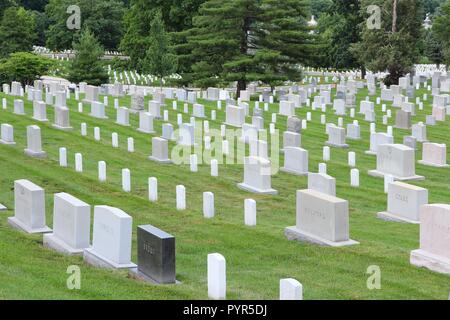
xmin=0 ymin=82 xmax=449 ymax=300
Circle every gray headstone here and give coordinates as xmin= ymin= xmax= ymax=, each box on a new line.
xmin=287 ymin=116 xmax=302 ymax=134
xmin=395 ymin=110 xmax=411 ymax=129
xmin=137 ymin=225 xmax=176 ymax=284
xmin=403 ymin=136 xmax=417 ymax=150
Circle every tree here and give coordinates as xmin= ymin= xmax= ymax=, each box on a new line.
xmin=0 ymin=7 xmax=37 ymax=58
xmin=0 ymin=52 xmax=53 ymax=86
xmin=353 ymin=0 xmax=424 ymax=85
xmin=311 ymin=0 xmax=333 ymax=18
xmin=182 ymin=0 xmax=313 ymax=96
xmin=17 ymin=0 xmax=50 ymax=12
xmin=33 ymin=10 xmax=50 ymax=46
xmin=433 ymin=0 xmax=450 ymax=68
xmin=143 ymin=11 xmax=178 ymax=91
xmin=258 ymin=0 xmax=316 ymax=89
xmin=311 ymin=0 xmax=365 ymax=73
xmin=0 ymin=0 xmax=15 ymax=19
xmin=121 ymin=0 xmax=205 ymax=71
xmin=424 ymin=29 xmax=445 ymax=67
xmin=45 ymin=0 xmax=125 ymax=51
xmin=68 ymin=28 xmax=108 ymax=86
xmin=184 ymin=0 xmax=260 ymax=95
xmin=422 ymin=0 xmax=446 ymax=17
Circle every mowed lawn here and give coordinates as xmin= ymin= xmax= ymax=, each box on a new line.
xmin=0 ymin=82 xmax=449 ymax=300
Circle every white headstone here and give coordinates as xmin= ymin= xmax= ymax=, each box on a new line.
xmin=149 ymin=137 xmax=171 ymax=163
xmin=0 ymin=124 xmax=15 ymax=145
xmin=8 ymin=179 xmax=51 ymax=234
xmin=148 ymin=177 xmax=158 ymax=202
xmin=43 ymin=193 xmax=91 ymax=254
xmin=24 ymin=125 xmax=46 ymax=158
xmin=285 ymin=189 xmax=358 ymax=247
xmin=84 ymin=206 xmax=136 ymax=269
xmin=281 ymin=147 xmax=308 ymax=176
xmin=280 ymin=278 xmax=303 ymax=300
xmin=369 ymin=144 xmax=424 ymax=181
xmin=203 ymin=192 xmax=215 ymax=218
xmin=244 ymin=199 xmax=256 ymax=226
xmin=410 ymin=204 xmax=450 ymax=274
xmin=98 ymin=161 xmax=106 ymax=182
xmin=137 ymin=112 xmax=155 ymax=134
xmin=122 ymin=169 xmax=131 ymax=192
xmin=378 ymin=181 xmax=428 ymax=223
xmin=176 ymin=185 xmax=186 ymax=210
xmin=59 ymin=147 xmax=67 ymax=167
xmin=418 ymin=143 xmax=449 ymax=168
xmin=208 ymin=253 xmax=226 ymax=300
xmin=238 ymin=156 xmax=277 ymax=194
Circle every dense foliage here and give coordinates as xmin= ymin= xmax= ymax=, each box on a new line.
xmin=0 ymin=52 xmax=52 ymax=85
xmin=0 ymin=0 xmax=447 ymax=86
xmin=45 ymin=0 xmax=126 ymax=51
xmin=68 ymin=29 xmax=108 ymax=86
xmin=0 ymin=6 xmax=37 ymax=58
xmin=352 ymin=0 xmax=424 ymax=85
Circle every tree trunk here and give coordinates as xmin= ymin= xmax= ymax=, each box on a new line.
xmin=386 ymin=66 xmax=401 ymax=86
xmin=236 ymin=79 xmax=247 ymax=98
xmin=361 ymin=66 xmax=367 ymax=80
xmin=392 ymin=0 xmax=398 ymax=33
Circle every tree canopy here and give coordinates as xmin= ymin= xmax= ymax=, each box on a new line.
xmin=0 ymin=6 xmax=37 ymax=58
xmin=143 ymin=11 xmax=178 ymax=89
xmin=181 ymin=0 xmax=314 ymax=95
xmin=352 ymin=0 xmax=424 ymax=85
xmin=45 ymin=0 xmax=126 ymax=51
xmin=0 ymin=52 xmax=53 ymax=85
xmin=68 ymin=28 xmax=108 ymax=86
xmin=433 ymin=0 xmax=450 ymax=67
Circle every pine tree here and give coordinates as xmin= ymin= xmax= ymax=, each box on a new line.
xmin=184 ymin=0 xmax=260 ymax=96
xmin=0 ymin=7 xmax=37 ymax=58
xmin=433 ymin=0 xmax=450 ymax=69
xmin=258 ymin=0 xmax=315 ymax=89
xmin=121 ymin=0 xmax=205 ymax=71
xmin=183 ymin=0 xmax=313 ymax=97
xmin=143 ymin=11 xmax=178 ymax=91
xmin=68 ymin=28 xmax=108 ymax=86
xmin=318 ymin=0 xmax=364 ymax=72
xmin=424 ymin=29 xmax=445 ymax=68
xmin=353 ymin=0 xmax=423 ymax=85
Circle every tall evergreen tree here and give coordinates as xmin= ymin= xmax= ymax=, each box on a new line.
xmin=424 ymin=29 xmax=445 ymax=67
xmin=185 ymin=0 xmax=260 ymax=96
xmin=183 ymin=0 xmax=313 ymax=96
xmin=0 ymin=0 xmax=15 ymax=19
xmin=68 ymin=28 xmax=108 ymax=86
xmin=258 ymin=0 xmax=315 ymax=89
xmin=121 ymin=0 xmax=205 ymax=71
xmin=353 ymin=0 xmax=423 ymax=85
xmin=433 ymin=0 xmax=450 ymax=68
xmin=332 ymin=1 xmax=364 ymax=71
xmin=143 ymin=11 xmax=178 ymax=91
xmin=0 ymin=6 xmax=37 ymax=58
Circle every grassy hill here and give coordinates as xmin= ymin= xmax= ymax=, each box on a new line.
xmin=0 ymin=83 xmax=449 ymax=299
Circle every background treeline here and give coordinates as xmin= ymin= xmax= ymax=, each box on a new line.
xmin=0 ymin=0 xmax=449 ymax=92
